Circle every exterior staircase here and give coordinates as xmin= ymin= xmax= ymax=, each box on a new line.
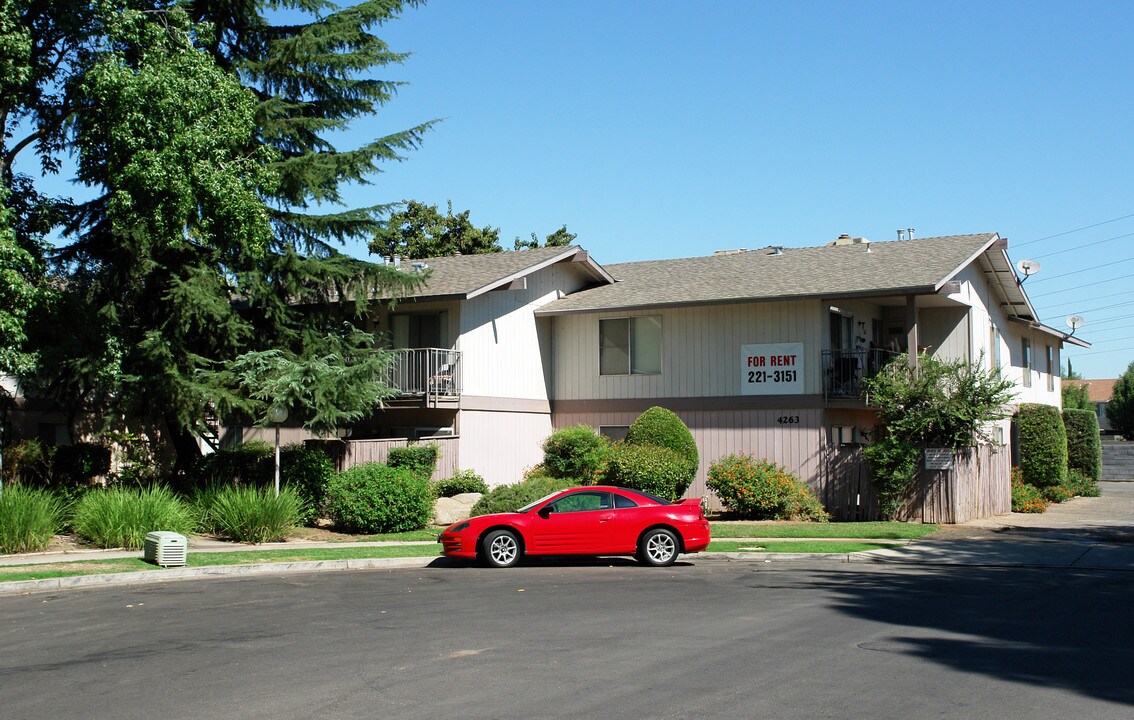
xmin=1101 ymin=441 xmax=1134 ymax=481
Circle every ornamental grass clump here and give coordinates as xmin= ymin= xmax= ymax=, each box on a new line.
xmin=707 ymin=454 xmax=829 ymax=522
xmin=203 ymin=485 xmax=301 ymax=543
xmin=72 ymin=486 xmax=196 ymax=549
xmin=0 ymin=485 xmax=68 ymax=554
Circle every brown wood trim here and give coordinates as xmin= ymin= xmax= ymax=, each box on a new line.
xmin=459 ymin=395 xmax=552 ymax=414
xmin=551 ymin=395 xmax=827 ymax=414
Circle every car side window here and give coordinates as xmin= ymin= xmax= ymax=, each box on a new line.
xmin=548 ymin=492 xmax=612 ymax=513
xmin=614 ymin=493 xmax=638 ymax=509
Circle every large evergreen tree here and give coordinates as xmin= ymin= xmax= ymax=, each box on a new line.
xmin=4 ymin=1 xmax=434 ymax=466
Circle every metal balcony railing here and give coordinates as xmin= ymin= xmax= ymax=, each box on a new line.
xmin=388 ymin=348 xmax=462 ymax=400
xmin=822 ymin=348 xmax=901 ymax=399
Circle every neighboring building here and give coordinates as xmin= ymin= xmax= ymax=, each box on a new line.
xmin=1065 ymin=378 xmax=1119 ymax=434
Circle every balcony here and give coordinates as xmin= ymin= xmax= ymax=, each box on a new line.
xmin=388 ymin=348 xmax=462 ymax=406
xmin=822 ymin=348 xmax=901 ymax=399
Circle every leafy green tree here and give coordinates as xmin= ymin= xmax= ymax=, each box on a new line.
xmin=7 ymin=2 xmax=431 ymax=466
xmin=1106 ymin=361 xmax=1134 ymax=438
xmin=370 ymin=199 xmax=502 ymax=258
xmin=862 ymin=353 xmax=1016 ymax=518
xmin=514 ymin=224 xmax=577 ymax=250
xmin=1061 ymin=364 xmax=1092 ymax=411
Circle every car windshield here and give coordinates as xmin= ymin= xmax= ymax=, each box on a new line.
xmin=515 ymin=491 xmax=566 ymax=513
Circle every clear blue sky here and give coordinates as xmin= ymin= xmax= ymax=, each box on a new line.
xmin=21 ymin=1 xmax=1133 ymax=380
xmin=339 ymin=0 xmax=1133 ymax=380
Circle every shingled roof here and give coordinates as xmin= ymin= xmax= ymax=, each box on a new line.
xmin=536 ymin=233 xmax=1011 ymax=315
xmin=372 ymin=245 xmax=613 ymax=301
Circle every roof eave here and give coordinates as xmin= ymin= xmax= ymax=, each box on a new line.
xmin=465 ymin=247 xmax=615 ymax=300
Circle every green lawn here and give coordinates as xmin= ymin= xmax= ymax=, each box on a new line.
xmin=709 ymin=521 xmax=939 ymax=540
xmin=707 ymin=540 xmax=898 ymax=554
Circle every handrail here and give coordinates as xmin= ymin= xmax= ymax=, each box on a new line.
xmin=388 ymin=347 xmax=462 ymax=398
xmin=821 ymin=348 xmax=901 ymax=399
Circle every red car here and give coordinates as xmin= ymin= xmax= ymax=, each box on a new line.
xmin=438 ymin=485 xmax=712 ymax=568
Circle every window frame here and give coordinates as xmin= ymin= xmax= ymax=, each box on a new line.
xmin=599 ymin=315 xmax=662 ymax=376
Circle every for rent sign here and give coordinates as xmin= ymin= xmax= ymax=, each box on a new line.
xmin=741 ymin=343 xmax=804 ymax=395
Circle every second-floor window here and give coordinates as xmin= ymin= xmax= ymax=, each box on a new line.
xmin=1022 ymin=337 xmax=1032 ymax=388
xmin=1047 ymin=345 xmax=1055 ymax=392
xmin=600 ymin=316 xmax=662 ymax=375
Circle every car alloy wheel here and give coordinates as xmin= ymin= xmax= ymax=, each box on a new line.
xmin=481 ymin=529 xmax=520 ymax=568
xmin=639 ymin=528 xmax=679 ymax=567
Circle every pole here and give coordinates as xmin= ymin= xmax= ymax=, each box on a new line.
xmin=274 ymin=423 xmax=281 ymax=498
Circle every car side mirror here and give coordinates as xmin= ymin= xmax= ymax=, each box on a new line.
xmin=537 ymin=506 xmax=553 ymax=518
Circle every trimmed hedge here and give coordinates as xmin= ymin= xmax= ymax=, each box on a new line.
xmin=626 ymin=406 xmax=698 ymax=472
xmin=707 ymin=454 xmax=829 ymax=521
xmin=387 ymin=443 xmax=440 ymax=479
xmin=1017 ymin=403 xmax=1067 ymax=488
xmin=604 ymin=443 xmax=691 ymax=502
xmin=541 ymin=425 xmax=610 ymax=484
xmin=434 ymin=469 xmax=488 ymax=497
xmin=470 ymin=476 xmax=574 ymax=517
xmin=324 ymin=463 xmax=433 ymax=533
xmin=1063 ymin=408 xmax=1102 ymax=481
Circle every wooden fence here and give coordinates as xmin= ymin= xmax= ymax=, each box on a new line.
xmin=821 ymin=444 xmax=1010 ymax=523
xmin=307 ymin=436 xmax=460 ymax=482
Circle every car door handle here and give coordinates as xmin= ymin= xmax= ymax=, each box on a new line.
xmin=598 ymin=513 xmax=615 ymax=522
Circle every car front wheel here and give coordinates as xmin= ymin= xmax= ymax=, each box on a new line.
xmin=638 ymin=528 xmax=679 ymax=567
xmin=481 ymin=529 xmax=521 ymax=568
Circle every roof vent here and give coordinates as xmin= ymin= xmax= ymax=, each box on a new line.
xmin=766 ymin=246 xmax=784 ymax=255
xmin=832 ymin=235 xmax=870 ymax=247
xmin=713 ymin=248 xmax=748 ymax=256
xmin=411 ymin=261 xmax=429 ymax=273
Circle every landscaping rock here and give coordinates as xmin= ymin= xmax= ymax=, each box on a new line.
xmin=433 ymin=492 xmax=482 ymax=525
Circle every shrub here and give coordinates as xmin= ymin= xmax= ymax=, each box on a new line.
xmin=1041 ymin=484 xmax=1074 ymax=503
xmin=387 ymin=443 xmax=440 ymax=479
xmin=626 ymin=406 xmax=698 ymax=472
xmin=1106 ymin=361 xmax=1134 ymax=438
xmin=605 ymin=443 xmax=693 ymax=502
xmin=202 ymin=485 xmax=301 ymax=543
xmin=72 ymin=486 xmax=196 ymax=549
xmin=862 ymin=435 xmax=921 ymax=520
xmin=1011 ymin=475 xmax=1050 ymax=513
xmin=471 ymin=476 xmax=574 ymax=517
xmin=192 ymin=441 xmax=274 ymax=489
xmin=1 ymin=439 xmax=52 ymax=487
xmin=1063 ymin=408 xmax=1102 ymax=481
xmin=434 ymin=469 xmax=488 ymax=498
xmin=279 ymin=445 xmax=334 ymax=525
xmin=1017 ymin=403 xmax=1067 ymax=488
xmin=324 ymin=463 xmax=433 ymax=533
xmin=0 ymin=485 xmax=68 ymax=554
xmin=541 ymin=425 xmax=610 ymax=484
xmin=1065 ymin=469 xmax=1101 ymax=498
xmin=51 ymin=442 xmax=111 ymax=488
xmin=707 ymin=454 xmax=829 ymax=521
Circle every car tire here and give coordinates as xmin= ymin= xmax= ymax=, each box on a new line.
xmin=638 ymin=528 xmax=679 ymax=567
xmin=481 ymin=529 xmax=521 ymax=568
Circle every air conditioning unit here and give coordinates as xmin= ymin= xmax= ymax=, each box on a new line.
xmin=144 ymin=531 xmax=188 ymax=567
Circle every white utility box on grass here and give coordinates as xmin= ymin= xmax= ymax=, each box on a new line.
xmin=144 ymin=531 xmax=188 ymax=567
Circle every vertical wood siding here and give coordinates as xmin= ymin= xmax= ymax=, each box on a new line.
xmin=823 ymin=444 xmax=1010 ymax=523
xmin=553 ymin=408 xmax=824 ymax=507
xmin=328 ymin=437 xmax=460 ymax=481
xmin=551 ymin=299 xmax=824 ymax=401
xmin=459 ymin=410 xmax=552 ymax=487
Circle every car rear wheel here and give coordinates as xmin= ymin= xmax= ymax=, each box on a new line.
xmin=638 ymin=528 xmax=679 ymax=567
xmin=481 ymin=529 xmax=521 ymax=568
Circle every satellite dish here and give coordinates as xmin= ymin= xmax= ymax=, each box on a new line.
xmin=1016 ymin=258 xmax=1042 ymax=284
xmin=1066 ymin=314 xmax=1085 ymax=336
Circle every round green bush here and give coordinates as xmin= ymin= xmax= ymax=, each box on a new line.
xmin=470 ymin=476 xmax=574 ymax=517
xmin=72 ymin=486 xmax=196 ymax=549
xmin=434 ymin=469 xmax=489 ymax=498
xmin=604 ymin=443 xmax=692 ymax=502
xmin=325 ymin=463 xmax=433 ymax=533
xmin=541 ymin=425 xmax=610 ymax=484
xmin=707 ymin=454 xmax=829 ymax=521
xmin=626 ymin=406 xmax=698 ymax=471
xmin=1063 ymin=408 xmax=1102 ymax=481
xmin=1017 ymin=403 xmax=1067 ymax=488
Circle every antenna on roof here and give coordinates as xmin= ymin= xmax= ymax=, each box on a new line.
xmin=1065 ymin=314 xmax=1085 ymax=337
xmin=1016 ymin=258 xmax=1041 ymax=285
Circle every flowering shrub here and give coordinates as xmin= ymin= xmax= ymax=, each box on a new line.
xmin=1010 ymin=468 xmax=1049 ymax=513
xmin=707 ymin=454 xmax=829 ymax=522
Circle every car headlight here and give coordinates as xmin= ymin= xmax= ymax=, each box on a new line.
xmin=447 ymin=521 xmax=471 ymax=533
